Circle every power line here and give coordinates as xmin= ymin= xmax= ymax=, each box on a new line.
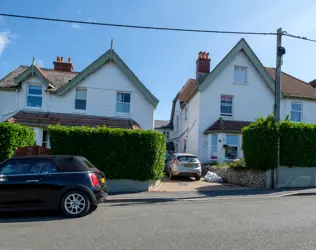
xmin=0 ymin=13 xmax=277 ymax=36
xmin=1 ymin=13 xmax=316 ymax=43
xmin=282 ymin=31 xmax=316 ymax=43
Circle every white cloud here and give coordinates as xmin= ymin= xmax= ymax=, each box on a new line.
xmin=37 ymin=59 xmax=44 ymax=67
xmin=71 ymin=23 xmax=82 ymax=29
xmin=0 ymin=31 xmax=11 ymax=58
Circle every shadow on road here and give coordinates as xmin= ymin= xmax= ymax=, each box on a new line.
xmin=0 ymin=210 xmax=69 ymax=223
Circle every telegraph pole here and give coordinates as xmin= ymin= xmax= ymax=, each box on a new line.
xmin=274 ymin=28 xmax=285 ymax=189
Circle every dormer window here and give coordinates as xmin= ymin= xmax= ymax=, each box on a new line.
xmin=27 ymin=85 xmax=42 ymax=108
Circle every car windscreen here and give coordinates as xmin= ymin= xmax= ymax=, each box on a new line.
xmin=177 ymin=156 xmax=199 ymax=163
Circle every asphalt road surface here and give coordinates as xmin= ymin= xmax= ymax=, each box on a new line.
xmin=1 ymin=196 xmax=316 ymax=250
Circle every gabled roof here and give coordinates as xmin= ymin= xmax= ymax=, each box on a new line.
xmin=55 ymin=49 xmax=159 ymax=107
xmin=0 ymin=49 xmax=158 ymax=107
xmin=266 ymin=67 xmax=316 ymax=100
xmin=199 ymin=38 xmax=276 ymax=93
xmin=154 ymin=120 xmax=173 ymax=130
xmin=7 ymin=111 xmax=141 ymax=130
xmin=0 ymin=65 xmax=78 ymax=90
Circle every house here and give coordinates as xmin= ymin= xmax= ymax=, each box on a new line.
xmin=170 ymin=38 xmax=316 ymax=163
xmin=154 ymin=120 xmax=173 ymax=140
xmin=0 ymin=49 xmax=159 ymax=147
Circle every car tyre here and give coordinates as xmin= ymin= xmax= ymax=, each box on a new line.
xmin=60 ymin=191 xmax=91 ymax=218
xmin=169 ymin=169 xmax=174 ymax=180
xmin=195 ymin=175 xmax=201 ymax=181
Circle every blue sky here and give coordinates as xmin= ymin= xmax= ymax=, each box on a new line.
xmin=1 ymin=0 xmax=316 ymax=120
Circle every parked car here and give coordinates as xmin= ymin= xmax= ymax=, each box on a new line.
xmin=165 ymin=153 xmax=202 ymax=181
xmin=0 ymin=155 xmax=108 ymax=217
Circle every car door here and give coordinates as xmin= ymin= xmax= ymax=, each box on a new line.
xmin=37 ymin=159 xmax=62 ymax=208
xmin=0 ymin=158 xmax=42 ymax=208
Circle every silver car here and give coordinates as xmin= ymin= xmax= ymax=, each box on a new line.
xmin=165 ymin=153 xmax=202 ymax=181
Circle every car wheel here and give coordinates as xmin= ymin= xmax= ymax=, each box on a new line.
xmin=195 ymin=175 xmax=201 ymax=181
xmin=61 ymin=191 xmax=91 ymax=218
xmin=169 ymin=169 xmax=174 ymax=180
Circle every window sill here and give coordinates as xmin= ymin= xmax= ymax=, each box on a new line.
xmin=220 ymin=115 xmax=234 ymax=119
xmin=233 ymin=81 xmax=248 ymax=85
xmin=24 ymin=107 xmax=44 ymax=111
xmin=115 ymin=112 xmax=131 ymax=117
xmin=72 ymin=110 xmax=87 ymax=115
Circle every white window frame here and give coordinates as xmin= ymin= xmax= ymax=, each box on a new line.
xmin=74 ymin=88 xmax=87 ymax=111
xmin=225 ymin=134 xmax=239 ymax=160
xmin=26 ymin=84 xmax=43 ymax=109
xmin=220 ymin=95 xmax=233 ymax=117
xmin=290 ymin=101 xmax=303 ymax=122
xmin=211 ymin=134 xmax=218 ymax=159
xmin=116 ymin=91 xmax=131 ymax=115
xmin=42 ymin=129 xmax=49 ymax=148
xmin=233 ymin=66 xmax=248 ymax=84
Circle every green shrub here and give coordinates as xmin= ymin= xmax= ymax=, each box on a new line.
xmin=280 ymin=121 xmax=316 ymax=167
xmin=229 ymin=158 xmax=246 ymax=168
xmin=242 ymin=115 xmax=278 ymax=171
xmin=48 ymin=125 xmax=166 ymax=181
xmin=242 ymin=115 xmax=316 ymax=170
xmin=0 ymin=122 xmax=35 ymax=162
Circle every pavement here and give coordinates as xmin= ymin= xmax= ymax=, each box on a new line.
xmin=2 ymin=195 xmax=316 ymax=249
xmin=152 ymin=176 xmax=245 ymax=192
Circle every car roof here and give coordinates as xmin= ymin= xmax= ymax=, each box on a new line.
xmin=173 ymin=153 xmax=197 ymax=157
xmin=10 ymin=155 xmax=83 ymax=160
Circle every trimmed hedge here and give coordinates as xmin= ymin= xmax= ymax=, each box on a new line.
xmin=280 ymin=121 xmax=316 ymax=167
xmin=0 ymin=122 xmax=35 ymax=162
xmin=242 ymin=115 xmax=316 ymax=170
xmin=48 ymin=125 xmax=166 ymax=181
xmin=242 ymin=115 xmax=278 ymax=171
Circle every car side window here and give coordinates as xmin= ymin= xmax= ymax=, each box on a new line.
xmin=41 ymin=160 xmax=58 ymax=174
xmin=0 ymin=159 xmax=42 ymax=176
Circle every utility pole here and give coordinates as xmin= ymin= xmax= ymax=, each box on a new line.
xmin=274 ymin=28 xmax=285 ymax=189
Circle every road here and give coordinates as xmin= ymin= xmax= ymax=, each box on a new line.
xmin=1 ymin=196 xmax=316 ymax=250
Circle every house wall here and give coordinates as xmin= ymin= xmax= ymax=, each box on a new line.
xmin=198 ymin=51 xmax=276 ymax=162
xmin=0 ymin=90 xmax=17 ymax=121
xmin=172 ymin=99 xmax=181 ymax=152
xmin=182 ymin=92 xmax=200 ymax=156
xmin=0 ymin=62 xmax=155 ymax=130
xmin=282 ymin=97 xmax=316 ymax=124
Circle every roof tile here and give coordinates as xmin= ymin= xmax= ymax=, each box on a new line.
xmin=7 ymin=111 xmax=141 ymax=130
xmin=204 ymin=119 xmax=251 ymax=133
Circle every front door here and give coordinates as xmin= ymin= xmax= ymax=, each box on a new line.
xmin=0 ymin=158 xmax=42 ymax=208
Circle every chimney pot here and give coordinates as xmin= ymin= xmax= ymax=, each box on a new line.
xmin=61 ymin=56 xmax=64 ymax=62
xmin=68 ymin=58 xmax=72 ymax=63
xmin=57 ymin=56 xmax=60 ymax=61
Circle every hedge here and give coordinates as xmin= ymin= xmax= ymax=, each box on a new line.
xmin=0 ymin=122 xmax=35 ymax=162
xmin=242 ymin=115 xmax=278 ymax=171
xmin=48 ymin=125 xmax=166 ymax=181
xmin=242 ymin=115 xmax=316 ymax=170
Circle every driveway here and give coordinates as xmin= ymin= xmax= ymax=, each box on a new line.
xmin=153 ymin=176 xmax=245 ymax=192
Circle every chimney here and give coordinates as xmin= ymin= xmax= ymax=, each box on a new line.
xmin=53 ymin=56 xmax=74 ymax=72
xmin=196 ymin=51 xmax=210 ymax=85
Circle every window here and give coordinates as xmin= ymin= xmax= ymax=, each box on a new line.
xmin=234 ymin=66 xmax=247 ymax=83
xmin=225 ymin=135 xmax=239 ymax=159
xmin=27 ymin=85 xmax=42 ymax=108
xmin=211 ymin=134 xmax=218 ymax=158
xmin=220 ymin=95 xmax=233 ymax=116
xmin=291 ymin=102 xmax=302 ymax=122
xmin=176 ymin=115 xmax=179 ymax=132
xmin=0 ymin=159 xmax=42 ymax=175
xmin=42 ymin=129 xmax=49 ymax=148
xmin=116 ymin=92 xmax=131 ymax=113
xmin=177 ymin=155 xmax=199 ymax=162
xmin=41 ymin=160 xmax=57 ymax=174
xmin=75 ymin=88 xmax=87 ymax=110
xmin=185 ymin=107 xmax=188 ymax=120
xmin=166 ymin=132 xmax=170 ymax=139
